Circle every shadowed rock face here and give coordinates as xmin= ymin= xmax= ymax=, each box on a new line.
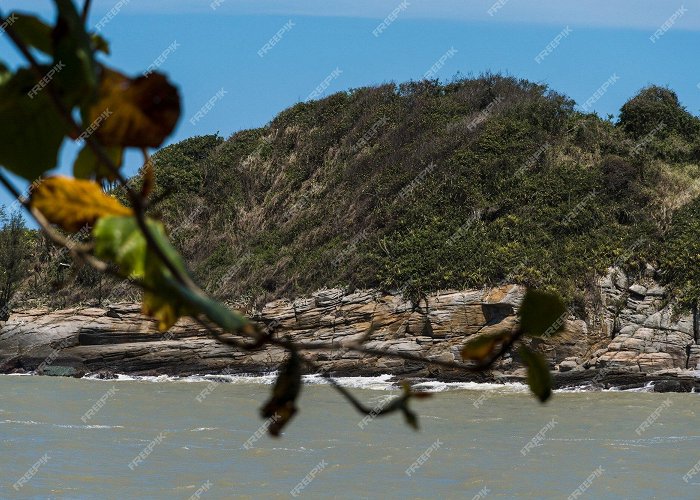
xmin=0 ymin=268 xmax=697 ymax=390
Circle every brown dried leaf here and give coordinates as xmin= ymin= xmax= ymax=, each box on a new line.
xmin=261 ymin=352 xmax=302 ymax=436
xmin=88 ymin=67 xmax=180 ymax=148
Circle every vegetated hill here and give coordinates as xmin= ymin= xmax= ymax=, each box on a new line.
xmin=23 ymin=75 xmax=700 ymax=314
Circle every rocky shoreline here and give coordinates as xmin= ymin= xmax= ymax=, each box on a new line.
xmin=2 ymin=267 xmax=700 ymax=393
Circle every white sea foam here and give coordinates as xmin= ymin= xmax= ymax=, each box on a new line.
xmin=605 ymin=381 xmax=656 ymax=393
xmin=10 ymin=371 xmax=682 ymax=394
xmin=410 ymin=380 xmax=528 ymax=393
xmin=1 ymin=419 xmax=43 ymax=425
xmin=301 ymin=373 xmax=397 ymax=390
xmin=1 ymin=419 xmax=123 ymax=429
xmin=83 ymin=372 xmax=280 ymax=385
xmin=113 ymin=375 xmax=693 ymax=394
xmin=54 ymin=424 xmax=124 ymax=429
xmin=77 ymin=371 xmax=533 ymax=392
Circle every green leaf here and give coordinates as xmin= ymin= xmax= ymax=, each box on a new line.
xmin=170 ymin=279 xmax=250 ymax=332
xmin=11 ymin=12 xmax=53 ymax=55
xmin=143 ymin=229 xmax=199 ymax=330
xmin=0 ymin=62 xmax=10 ymax=86
xmin=518 ymin=345 xmax=552 ymax=403
xmin=460 ymin=331 xmax=509 ymax=362
xmin=94 ymin=215 xmax=186 ymax=284
xmin=0 ymin=68 xmax=68 ymax=181
xmin=73 ymin=144 xmax=123 ymax=180
xmin=94 ymin=215 xmax=250 ymax=333
xmin=518 ymin=289 xmax=567 ymax=337
xmin=91 ymin=33 xmax=110 ymax=55
xmin=53 ymin=0 xmax=98 ymax=107
xmin=140 ymin=219 xmax=250 ymax=331
xmin=93 ymin=215 xmax=191 ymax=330
xmin=93 ymin=216 xmax=147 ymax=279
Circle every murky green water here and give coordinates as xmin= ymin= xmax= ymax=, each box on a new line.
xmin=0 ymin=375 xmax=699 ymax=499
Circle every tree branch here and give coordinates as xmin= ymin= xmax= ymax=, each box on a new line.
xmin=0 ymin=11 xmax=524 ymax=427
xmin=1 ymin=15 xmax=195 ymax=292
xmin=81 ymin=0 xmax=92 ymax=24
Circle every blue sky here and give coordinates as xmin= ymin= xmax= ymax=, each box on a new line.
xmin=1 ymin=0 xmax=699 ymax=210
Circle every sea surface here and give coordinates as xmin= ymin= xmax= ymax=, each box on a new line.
xmin=0 ymin=374 xmax=699 ymax=499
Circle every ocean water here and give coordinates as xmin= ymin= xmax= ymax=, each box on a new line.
xmin=0 ymin=374 xmax=699 ymax=499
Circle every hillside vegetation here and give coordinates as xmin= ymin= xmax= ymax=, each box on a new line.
xmin=15 ymin=75 xmax=700 ymax=314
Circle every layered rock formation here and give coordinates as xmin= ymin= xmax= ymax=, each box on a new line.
xmin=0 ymin=285 xmax=583 ymax=378
xmin=1 ymin=267 xmax=699 ymax=391
xmin=585 ymin=266 xmax=700 ymax=372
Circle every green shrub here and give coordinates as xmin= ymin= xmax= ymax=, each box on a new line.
xmin=22 ymin=75 xmax=700 ymax=308
xmin=618 ymin=85 xmax=700 ymax=140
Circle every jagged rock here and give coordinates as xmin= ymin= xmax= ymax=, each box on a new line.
xmin=591 ymin=266 xmax=696 ymax=375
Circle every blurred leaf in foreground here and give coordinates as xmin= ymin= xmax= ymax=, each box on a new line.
xmin=10 ymin=12 xmax=53 ymax=55
xmin=93 ymin=216 xmax=147 ymax=279
xmin=94 ymin=215 xmax=251 ymax=333
xmin=518 ymin=289 xmax=566 ymax=337
xmin=73 ymin=145 xmax=124 ymax=181
xmin=261 ymin=351 xmax=302 ymax=436
xmin=518 ymin=345 xmax=552 ymax=402
xmin=93 ymin=215 xmax=192 ymax=330
xmin=0 ymin=69 xmax=68 ymax=181
xmin=30 ymin=176 xmax=132 ymax=232
xmin=88 ymin=67 xmax=180 ymax=148
xmin=461 ymin=330 xmax=510 ymax=362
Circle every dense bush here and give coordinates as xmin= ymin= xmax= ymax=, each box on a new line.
xmin=618 ymin=85 xmax=700 ymax=140
xmin=600 ymin=155 xmax=640 ymax=192
xmin=657 ymin=198 xmax=700 ymax=309
xmin=0 ymin=210 xmax=32 ymax=318
xmin=23 ymin=75 xmax=700 ymax=310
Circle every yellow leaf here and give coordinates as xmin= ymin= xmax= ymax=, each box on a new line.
xmin=88 ymin=67 xmax=180 ymax=148
xmin=142 ymin=291 xmax=180 ymax=331
xmin=30 ymin=176 xmax=132 ymax=232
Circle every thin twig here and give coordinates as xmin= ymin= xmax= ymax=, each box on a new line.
xmin=270 ymin=337 xmax=487 ymax=373
xmin=0 ymin=172 xmax=22 ymax=200
xmin=298 ymin=352 xmax=428 ymax=418
xmin=195 ymin=315 xmax=512 ymax=377
xmin=297 ymin=353 xmax=381 ymax=415
xmin=81 ymin=0 xmax=92 ymax=24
